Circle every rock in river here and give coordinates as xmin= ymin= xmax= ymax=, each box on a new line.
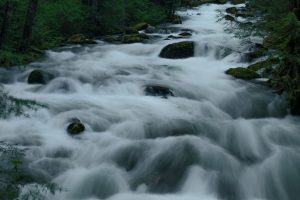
xmin=159 ymin=41 xmax=195 ymax=59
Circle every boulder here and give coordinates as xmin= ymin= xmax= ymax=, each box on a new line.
xmin=28 ymin=70 xmax=55 ymax=84
xmin=225 ymin=67 xmax=260 ymax=79
xmin=122 ymin=34 xmax=149 ymax=44
xmin=247 ymin=57 xmax=279 ymax=72
xmin=159 ymin=41 xmax=195 ymax=59
xmin=145 ymin=26 xmax=156 ymax=34
xmin=134 ymin=22 xmax=149 ymax=31
xmin=144 ymin=85 xmax=174 ymax=98
xmin=226 ymin=7 xmax=238 ymax=15
xmin=67 ymin=118 xmax=85 ymax=135
xmin=67 ymin=34 xmax=96 ymax=45
xmin=103 ymin=35 xmax=123 ymax=43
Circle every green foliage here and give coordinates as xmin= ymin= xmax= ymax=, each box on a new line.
xmin=0 ymin=142 xmax=61 ymax=200
xmin=0 ymin=89 xmax=45 ymax=119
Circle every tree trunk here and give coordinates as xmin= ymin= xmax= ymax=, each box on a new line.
xmin=19 ymin=0 xmax=38 ymax=52
xmin=0 ymin=0 xmax=13 ymax=49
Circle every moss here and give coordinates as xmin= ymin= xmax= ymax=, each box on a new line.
xmin=159 ymin=41 xmax=195 ymax=59
xmin=0 ymin=49 xmax=44 ymax=68
xmin=247 ymin=57 xmax=279 ymax=72
xmin=122 ymin=34 xmax=149 ymax=44
xmin=134 ymin=22 xmax=149 ymax=31
xmin=67 ymin=34 xmax=96 ymax=45
xmin=103 ymin=35 xmax=123 ymax=43
xmin=67 ymin=122 xmax=85 ymax=135
xmin=226 ymin=67 xmax=260 ymax=79
xmin=245 ymin=48 xmax=267 ymax=61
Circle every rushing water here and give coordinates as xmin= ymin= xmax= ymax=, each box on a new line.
xmin=1 ymin=3 xmax=300 ymax=200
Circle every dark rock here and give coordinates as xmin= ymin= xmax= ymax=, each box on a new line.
xmin=179 ymin=32 xmax=192 ymax=37
xmin=67 ymin=118 xmax=85 ymax=135
xmin=122 ymin=34 xmax=149 ymax=44
xmin=225 ymin=67 xmax=260 ymax=79
xmin=28 ymin=70 xmax=55 ymax=84
xmin=159 ymin=41 xmax=195 ymax=59
xmin=103 ymin=35 xmax=123 ymax=43
xmin=226 ymin=7 xmax=238 ymax=15
xmin=145 ymin=26 xmax=156 ymax=34
xmin=225 ymin=15 xmax=235 ymax=21
xmin=144 ymin=85 xmax=174 ymax=98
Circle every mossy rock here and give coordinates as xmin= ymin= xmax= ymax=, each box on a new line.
xmin=244 ymin=48 xmax=268 ymax=62
xmin=226 ymin=7 xmax=238 ymax=15
xmin=103 ymin=35 xmax=123 ymax=43
xmin=224 ymin=15 xmax=235 ymax=21
xmin=247 ymin=57 xmax=279 ymax=72
xmin=144 ymin=85 xmax=174 ymax=98
xmin=122 ymin=34 xmax=149 ymax=44
xmin=159 ymin=41 xmax=195 ymax=59
xmin=226 ymin=67 xmax=260 ymax=79
xmin=124 ymin=27 xmax=139 ymax=34
xmin=67 ymin=119 xmax=85 ymax=135
xmin=134 ymin=22 xmax=149 ymax=31
xmin=28 ymin=70 xmax=55 ymax=84
xmin=67 ymin=34 xmax=96 ymax=45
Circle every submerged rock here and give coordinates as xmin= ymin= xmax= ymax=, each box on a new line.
xmin=28 ymin=70 xmax=55 ymax=84
xmin=225 ymin=67 xmax=260 ymax=79
xmin=159 ymin=41 xmax=194 ymax=59
xmin=67 ymin=118 xmax=85 ymax=135
xmin=224 ymin=15 xmax=235 ymax=21
xmin=144 ymin=85 xmax=174 ymax=98
xmin=179 ymin=32 xmax=192 ymax=37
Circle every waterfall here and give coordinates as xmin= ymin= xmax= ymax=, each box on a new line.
xmin=1 ymin=3 xmax=300 ymax=200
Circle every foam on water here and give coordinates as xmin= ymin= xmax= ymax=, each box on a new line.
xmin=1 ymin=3 xmax=300 ymax=200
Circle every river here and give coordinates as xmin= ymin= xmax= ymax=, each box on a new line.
xmin=1 ymin=3 xmax=300 ymax=200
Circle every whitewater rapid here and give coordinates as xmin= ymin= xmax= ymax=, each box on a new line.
xmin=1 ymin=3 xmax=300 ymax=200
